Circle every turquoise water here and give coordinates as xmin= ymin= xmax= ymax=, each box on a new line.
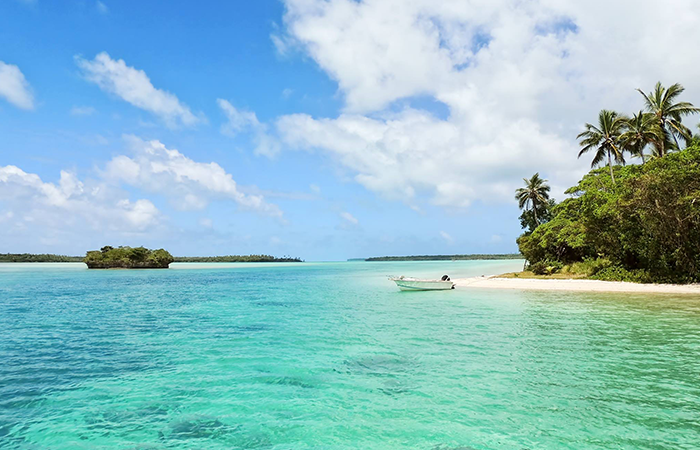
xmin=1 ymin=261 xmax=699 ymax=449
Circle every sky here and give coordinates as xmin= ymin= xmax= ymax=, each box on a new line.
xmin=1 ymin=0 xmax=700 ymax=261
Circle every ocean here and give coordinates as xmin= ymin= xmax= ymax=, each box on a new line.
xmin=1 ymin=261 xmax=698 ymax=449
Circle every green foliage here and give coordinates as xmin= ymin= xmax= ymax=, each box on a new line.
xmin=84 ymin=246 xmax=174 ymax=269
xmin=592 ymin=266 xmax=652 ymax=283
xmin=519 ymin=198 xmax=556 ymax=232
xmin=0 ymin=253 xmax=83 ymax=263
xmin=518 ymin=145 xmax=700 ymax=283
xmin=568 ymin=258 xmax=613 ymax=277
xmin=515 ymin=173 xmax=551 ymax=230
xmin=529 ymin=260 xmax=562 ymax=275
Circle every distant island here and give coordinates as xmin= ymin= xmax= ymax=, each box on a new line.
xmin=173 ymin=255 xmax=303 ymax=263
xmin=364 ymin=254 xmax=522 ymax=262
xmin=84 ymin=246 xmax=174 ymax=269
xmin=0 ymin=253 xmax=83 ymax=263
xmin=1 ymin=251 xmax=302 ymax=265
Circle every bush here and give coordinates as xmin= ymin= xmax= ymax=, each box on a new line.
xmin=593 ymin=266 xmax=652 ymax=283
xmin=529 ymin=260 xmax=562 ymax=275
xmin=569 ymin=257 xmax=613 ymax=276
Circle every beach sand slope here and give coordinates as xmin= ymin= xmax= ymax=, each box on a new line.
xmin=455 ymin=276 xmax=700 ymax=295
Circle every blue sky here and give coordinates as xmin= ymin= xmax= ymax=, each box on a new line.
xmin=2 ymin=0 xmax=699 ymax=260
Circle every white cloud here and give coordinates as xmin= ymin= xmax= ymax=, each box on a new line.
xmin=103 ymin=135 xmax=282 ymax=217
xmin=0 ymin=165 xmax=160 ymax=234
xmin=0 ymin=61 xmax=34 ymax=110
xmin=217 ymin=99 xmax=280 ymax=156
xmin=340 ymin=211 xmax=358 ymax=225
xmin=96 ymin=1 xmax=108 ymax=14
xmin=440 ymin=230 xmax=454 ymax=244
xmin=76 ymin=52 xmax=200 ymax=127
xmin=199 ymin=217 xmax=213 ymax=228
xmin=70 ymin=105 xmax=97 ymax=116
xmin=269 ymin=0 xmax=700 ymax=208
xmin=217 ymin=98 xmax=261 ymax=136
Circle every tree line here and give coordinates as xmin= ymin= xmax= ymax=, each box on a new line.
xmin=515 ymin=82 xmax=700 ymax=282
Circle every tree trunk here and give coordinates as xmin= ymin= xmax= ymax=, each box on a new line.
xmin=608 ymin=150 xmax=616 ymax=184
xmin=532 ymin=198 xmax=538 ymax=226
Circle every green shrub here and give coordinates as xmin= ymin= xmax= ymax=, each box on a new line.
xmin=593 ymin=266 xmax=652 ymax=283
xmin=569 ymin=257 xmax=613 ymax=276
xmin=529 ymin=260 xmax=562 ymax=275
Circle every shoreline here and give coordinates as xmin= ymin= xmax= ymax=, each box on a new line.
xmin=455 ymin=276 xmax=700 ymax=295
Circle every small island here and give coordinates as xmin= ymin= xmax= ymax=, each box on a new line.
xmin=84 ymin=246 xmax=174 ymax=269
xmin=510 ymin=81 xmax=700 ymax=285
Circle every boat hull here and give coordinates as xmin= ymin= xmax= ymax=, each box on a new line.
xmin=391 ymin=278 xmax=455 ymax=291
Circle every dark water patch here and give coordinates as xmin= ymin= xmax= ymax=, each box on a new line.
xmin=233 ymin=324 xmax=270 ymax=334
xmin=159 ymin=415 xmax=238 ymax=441
xmin=432 ymin=445 xmax=480 ymax=450
xmin=377 ymin=378 xmax=412 ymax=396
xmin=259 ymin=376 xmax=316 ymax=389
xmin=339 ymin=354 xmax=417 ymax=377
xmin=255 ymin=300 xmax=297 ymax=308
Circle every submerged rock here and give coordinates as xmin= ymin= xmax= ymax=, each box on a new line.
xmin=159 ymin=415 xmax=237 ymax=440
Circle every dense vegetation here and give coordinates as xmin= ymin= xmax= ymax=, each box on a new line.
xmin=84 ymin=246 xmax=174 ymax=269
xmin=173 ymin=255 xmax=302 ymax=263
xmin=0 ymin=253 xmax=82 ymax=262
xmin=516 ymin=82 xmax=700 ymax=283
xmin=366 ymin=254 xmax=522 ymax=262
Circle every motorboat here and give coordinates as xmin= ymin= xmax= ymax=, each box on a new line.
xmin=389 ymin=275 xmax=455 ymax=291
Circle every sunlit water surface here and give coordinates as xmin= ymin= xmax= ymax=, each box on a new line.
xmin=1 ymin=261 xmax=699 ymax=449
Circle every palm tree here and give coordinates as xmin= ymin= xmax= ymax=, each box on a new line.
xmin=620 ymin=111 xmax=662 ymax=163
xmin=515 ymin=173 xmax=551 ymax=227
xmin=577 ymin=110 xmax=627 ymax=184
xmin=637 ymin=82 xmax=700 ymax=156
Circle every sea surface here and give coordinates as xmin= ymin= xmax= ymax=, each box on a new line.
xmin=0 ymin=261 xmax=699 ymax=450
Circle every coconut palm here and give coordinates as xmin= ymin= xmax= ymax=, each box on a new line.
xmin=620 ymin=111 xmax=662 ymax=163
xmin=577 ymin=110 xmax=627 ymax=184
xmin=637 ymin=82 xmax=700 ymax=156
xmin=515 ymin=173 xmax=551 ymax=227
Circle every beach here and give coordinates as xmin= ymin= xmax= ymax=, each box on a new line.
xmin=456 ymin=275 xmax=700 ymax=295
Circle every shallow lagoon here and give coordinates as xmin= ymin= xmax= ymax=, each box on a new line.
xmin=1 ymin=261 xmax=699 ymax=449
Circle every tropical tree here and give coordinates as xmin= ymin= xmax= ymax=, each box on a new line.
xmin=620 ymin=111 xmax=662 ymax=163
xmin=577 ymin=110 xmax=626 ymax=184
xmin=515 ymin=173 xmax=551 ymax=229
xmin=637 ymin=82 xmax=700 ymax=156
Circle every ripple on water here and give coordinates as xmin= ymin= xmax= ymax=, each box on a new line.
xmin=1 ymin=262 xmax=700 ymax=449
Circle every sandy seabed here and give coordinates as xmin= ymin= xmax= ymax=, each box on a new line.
xmin=455 ymin=276 xmax=700 ymax=295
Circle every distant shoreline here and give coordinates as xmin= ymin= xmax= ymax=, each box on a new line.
xmin=363 ymin=254 xmax=522 ymax=262
xmin=455 ymin=276 xmax=700 ymax=295
xmin=0 ymin=253 xmax=302 ymax=263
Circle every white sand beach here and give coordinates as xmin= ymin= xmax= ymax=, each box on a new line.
xmin=455 ymin=276 xmax=700 ymax=295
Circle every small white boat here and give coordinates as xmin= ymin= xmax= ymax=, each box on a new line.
xmin=389 ymin=275 xmax=455 ymax=291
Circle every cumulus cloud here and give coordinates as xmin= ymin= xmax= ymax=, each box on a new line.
xmin=0 ymin=165 xmax=160 ymax=234
xmin=268 ymin=0 xmax=700 ymax=208
xmin=103 ymin=135 xmax=282 ymax=217
xmin=76 ymin=52 xmax=200 ymax=127
xmin=217 ymin=99 xmax=280 ymax=156
xmin=0 ymin=61 xmax=34 ymax=110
